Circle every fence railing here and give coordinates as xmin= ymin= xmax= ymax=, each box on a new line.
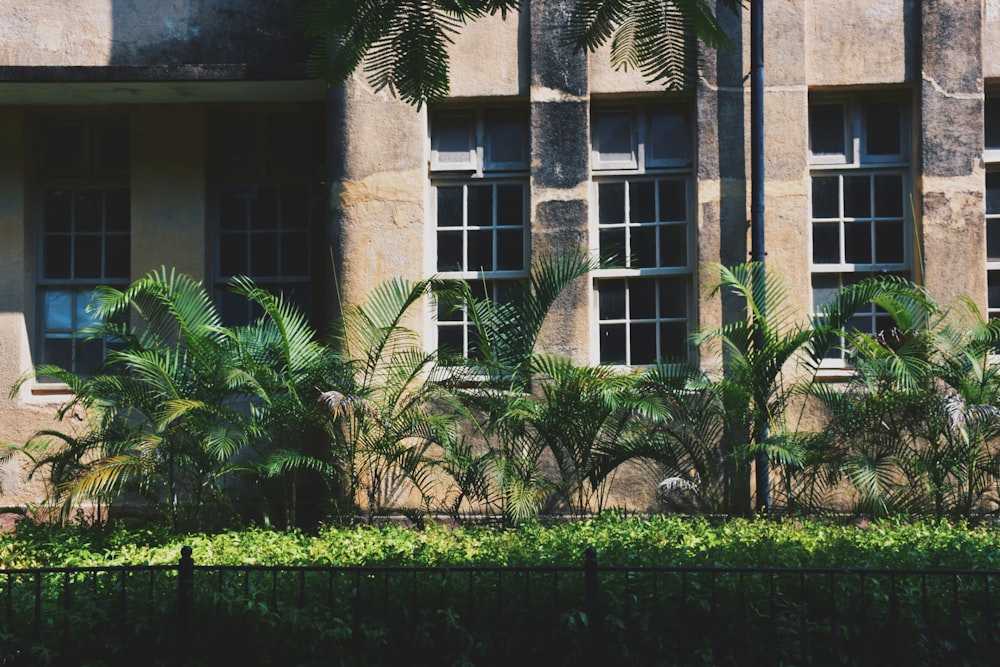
xmin=2 ymin=548 xmax=999 ymax=666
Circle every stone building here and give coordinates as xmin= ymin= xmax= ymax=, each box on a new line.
xmin=0 ymin=0 xmax=996 ymax=508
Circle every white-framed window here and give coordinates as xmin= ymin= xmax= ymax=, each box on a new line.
xmin=211 ymin=110 xmax=322 ymax=326
xmin=430 ymin=107 xmax=529 ymax=359
xmin=36 ymin=117 xmax=131 ymax=377
xmin=986 ymin=96 xmax=1000 ymax=321
xmin=809 ymin=95 xmax=911 ymax=364
xmin=591 ymin=103 xmax=694 ymax=365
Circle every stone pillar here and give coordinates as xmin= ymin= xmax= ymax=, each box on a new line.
xmin=919 ymin=0 xmax=985 ymax=309
xmin=529 ymin=0 xmax=591 ymax=362
xmin=329 ymin=78 xmax=427 ymax=327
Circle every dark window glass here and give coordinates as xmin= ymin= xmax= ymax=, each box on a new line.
xmin=812 ymin=178 xmax=839 ymax=218
xmin=599 ymin=183 xmax=626 ymax=224
xmin=809 ymin=104 xmax=845 ymax=155
xmin=865 ymin=102 xmax=901 ymax=156
xmin=987 ymin=98 xmax=1000 ymax=151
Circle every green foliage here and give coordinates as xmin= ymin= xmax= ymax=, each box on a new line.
xmin=303 ymin=0 xmax=739 ymax=105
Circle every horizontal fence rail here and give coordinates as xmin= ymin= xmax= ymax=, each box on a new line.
xmin=1 ymin=549 xmax=998 ymax=666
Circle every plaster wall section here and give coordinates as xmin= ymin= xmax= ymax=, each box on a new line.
xmin=530 ymin=0 xmax=591 ymax=363
xmin=331 ymin=78 xmax=427 ymax=328
xmin=0 ymin=0 xmax=307 ymax=67
xmin=0 ymin=109 xmax=61 ymax=506
xmin=446 ymin=10 xmax=527 ymax=98
xmin=131 ymin=107 xmax=206 ymax=281
xmin=919 ymin=0 xmax=986 ymax=310
xmin=806 ymin=0 xmax=914 ymax=86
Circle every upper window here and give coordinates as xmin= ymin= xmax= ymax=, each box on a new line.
xmin=592 ymin=104 xmax=694 ymax=366
xmin=36 ymin=118 xmax=131 ymax=377
xmin=430 ymin=107 xmax=529 ymax=359
xmin=809 ymin=96 xmax=911 ymax=364
xmin=210 ymin=110 xmax=323 ymax=326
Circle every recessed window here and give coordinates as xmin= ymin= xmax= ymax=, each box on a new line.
xmin=36 ymin=118 xmax=131 ymax=377
xmin=809 ymin=96 xmax=911 ymax=364
xmin=430 ymin=107 xmax=529 ymax=359
xmin=592 ymin=103 xmax=694 ymax=365
xmin=211 ymin=110 xmax=323 ymax=326
xmin=986 ymin=96 xmax=1000 ymax=323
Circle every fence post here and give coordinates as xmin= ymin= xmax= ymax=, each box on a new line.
xmin=584 ymin=547 xmax=599 ymax=667
xmin=177 ymin=546 xmax=193 ymax=667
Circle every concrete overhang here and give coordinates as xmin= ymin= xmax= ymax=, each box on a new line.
xmin=0 ymin=64 xmax=327 ymax=104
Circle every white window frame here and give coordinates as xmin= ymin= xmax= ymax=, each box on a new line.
xmin=591 ymin=102 xmax=695 ymax=367
xmin=809 ymin=95 xmax=912 ymax=368
xmin=428 ymin=107 xmax=530 ymax=359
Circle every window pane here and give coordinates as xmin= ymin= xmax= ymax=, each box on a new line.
xmin=844 ymin=221 xmax=872 ymax=264
xmin=437 ymin=187 xmax=463 ymax=228
xmin=220 ymin=234 xmax=248 ymax=277
xmin=809 ymin=104 xmax=845 ymax=156
xmin=496 ymin=185 xmax=524 ymax=227
xmin=987 ymin=172 xmax=1000 ymax=216
xmin=659 ymin=224 xmax=687 ymax=267
xmin=987 ymin=219 xmax=1000 ymax=260
xmin=630 ymin=323 xmax=656 ymax=364
xmin=486 ymin=115 xmax=526 ymax=166
xmin=496 ymin=229 xmax=523 ymax=271
xmin=468 ymin=186 xmax=493 ymax=228
xmin=438 ymin=325 xmax=464 ymax=356
xmin=843 ymin=176 xmax=871 ymax=218
xmin=468 ymin=229 xmax=494 ymax=271
xmin=44 ymin=290 xmax=73 ymax=330
xmin=220 ymin=189 xmax=249 ymax=230
xmin=990 ymin=271 xmax=1000 ymax=310
xmin=600 ymin=228 xmax=625 ymax=262
xmin=987 ymin=98 xmax=1000 ymax=151
xmin=874 ymin=174 xmax=903 ymax=217
xmin=658 ymin=180 xmax=686 ymax=221
xmin=437 ymin=231 xmax=463 ymax=272
xmin=44 ymin=235 xmax=72 ymax=279
xmin=632 ymin=226 xmax=656 ymax=268
xmin=75 ymin=290 xmax=98 ymax=329
xmin=812 ymin=177 xmax=839 ymax=218
xmin=865 ymin=102 xmax=901 ymax=156
xmin=660 ymin=322 xmax=687 ymax=360
xmin=43 ymin=190 xmax=72 ymax=232
xmin=630 ymin=279 xmax=656 ymax=319
xmin=599 ymin=280 xmax=626 ymax=320
xmin=812 ymin=223 xmax=840 ymax=264
xmin=658 ymin=278 xmax=687 ymax=318
xmin=630 ymin=181 xmax=655 ymax=223
xmin=600 ymin=324 xmax=626 ymax=364
xmin=599 ymin=183 xmax=626 ymax=224
xmin=875 ymin=220 xmax=904 ymax=264
xmin=251 ymin=233 xmax=280 ymax=275
xmin=73 ymin=236 xmax=102 ymax=279
xmin=75 ymin=190 xmax=103 ymax=232
xmin=44 ymin=337 xmax=73 ymax=371
xmin=251 ymin=187 xmax=279 ymax=230
xmin=281 ymin=232 xmax=310 ymax=277
xmin=648 ymin=110 xmax=689 ymax=163
xmin=434 ymin=115 xmax=474 ymax=167
xmin=596 ymin=112 xmax=634 ymax=165
xmin=812 ymin=274 xmax=840 ymax=311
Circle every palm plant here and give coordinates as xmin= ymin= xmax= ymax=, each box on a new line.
xmin=808 ymin=297 xmax=1000 ymax=518
xmin=694 ymin=263 xmax=934 ymax=516
xmin=438 ymin=252 xmax=597 ymax=524
xmin=323 ymin=276 xmax=459 ymax=523
xmin=13 ymin=268 xmax=256 ymax=527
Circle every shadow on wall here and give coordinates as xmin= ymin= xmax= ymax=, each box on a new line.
xmin=108 ymin=0 xmax=311 ymax=66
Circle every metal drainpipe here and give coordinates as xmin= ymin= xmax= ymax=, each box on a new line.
xmin=750 ymin=0 xmax=770 ymax=515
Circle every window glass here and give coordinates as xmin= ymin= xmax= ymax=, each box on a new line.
xmin=809 ymin=104 xmax=846 ymax=157
xmin=595 ymin=112 xmax=635 ymax=166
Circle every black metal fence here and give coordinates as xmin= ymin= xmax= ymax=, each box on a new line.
xmin=2 ymin=548 xmax=999 ymax=666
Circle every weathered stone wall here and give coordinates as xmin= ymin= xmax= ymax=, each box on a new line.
xmin=0 ymin=0 xmax=308 ymax=67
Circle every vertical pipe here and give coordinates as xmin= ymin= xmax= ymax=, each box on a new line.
xmin=750 ymin=0 xmax=770 ymax=515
